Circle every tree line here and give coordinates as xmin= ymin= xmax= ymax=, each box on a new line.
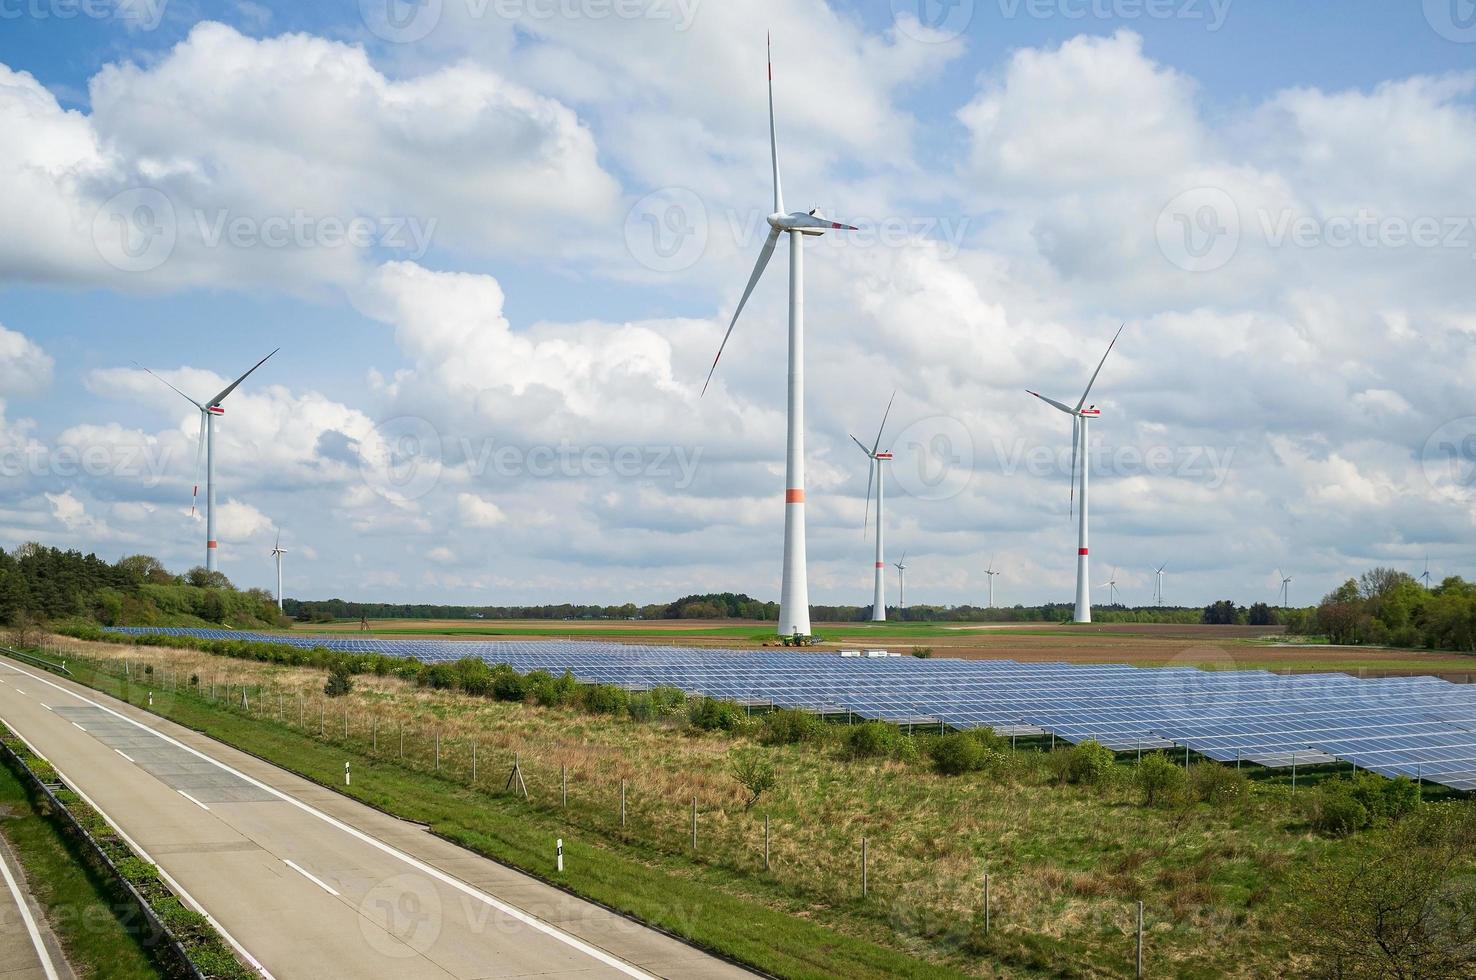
xmin=1291 ymin=567 xmax=1476 ymax=651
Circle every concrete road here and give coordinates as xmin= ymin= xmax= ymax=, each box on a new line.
xmin=0 ymin=825 xmax=69 ymax=980
xmin=0 ymin=655 xmax=752 ymax=980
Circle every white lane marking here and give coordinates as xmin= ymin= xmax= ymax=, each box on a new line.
xmin=178 ymin=791 xmax=210 ymax=812
xmin=13 ymin=688 xmax=25 ymax=696
xmin=0 ymin=715 xmax=274 ymax=980
xmin=115 ymin=750 xmax=135 ymax=763
xmin=283 ymin=859 xmax=340 ymax=897
xmin=39 ymin=703 xmax=50 ymax=711
xmin=1 ymin=662 xmax=657 ymax=979
xmin=70 ymin=723 xmax=85 ymax=733
xmin=0 ymin=840 xmax=62 ymax=980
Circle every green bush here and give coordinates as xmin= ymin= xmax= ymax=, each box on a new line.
xmin=1190 ymin=762 xmax=1249 ymax=804
xmin=688 ymin=697 xmax=743 ymax=732
xmin=454 ymin=658 xmax=493 ymax=697
xmin=418 ymin=663 xmax=457 ymax=690
xmin=323 ymin=664 xmax=353 ymax=698
xmin=490 ymin=668 xmax=527 ymax=702
xmin=1067 ymin=740 xmax=1118 ymax=786
xmin=930 ymin=732 xmax=985 ymax=775
xmin=526 ymin=669 xmax=577 ymax=707
xmin=730 ymin=750 xmax=777 ymax=810
xmin=1313 ymin=789 xmax=1369 ymax=837
xmin=761 ymin=709 xmax=825 ymax=745
xmin=582 ymin=684 xmax=629 ymax=715
xmin=1136 ymin=752 xmax=1187 ymax=807
xmin=845 ymin=721 xmax=906 ymax=760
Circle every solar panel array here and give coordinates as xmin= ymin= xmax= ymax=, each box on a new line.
xmin=106 ymin=627 xmax=1476 ymax=791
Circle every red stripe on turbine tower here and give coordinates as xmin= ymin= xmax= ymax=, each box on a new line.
xmin=785 ymin=489 xmax=804 ymax=504
xmin=875 ymin=561 xmax=884 ymax=568
xmin=1079 ymin=548 xmax=1089 ymax=556
xmin=208 ymin=540 xmax=218 ymax=548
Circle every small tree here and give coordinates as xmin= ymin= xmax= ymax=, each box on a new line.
xmin=730 ymin=751 xmax=777 ymax=811
xmin=5 ymin=611 xmax=43 ymax=650
xmin=323 ymin=664 xmax=354 ymax=698
xmin=1137 ymin=752 xmax=1187 ymax=807
xmin=930 ymin=732 xmax=985 ymax=775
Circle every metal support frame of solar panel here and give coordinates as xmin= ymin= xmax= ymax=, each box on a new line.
xmin=103 ymin=628 xmax=1476 ymax=791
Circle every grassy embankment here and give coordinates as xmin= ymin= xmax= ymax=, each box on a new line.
xmin=28 ymin=634 xmax=1395 ymax=979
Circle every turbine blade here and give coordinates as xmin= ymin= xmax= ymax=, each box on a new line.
xmin=190 ymin=410 xmax=205 ymax=518
xmin=702 ymin=228 xmax=780 ymax=396
xmin=1074 ymin=323 xmax=1124 ymax=413
xmin=135 ymin=361 xmax=204 ymax=411
xmin=1026 ymin=390 xmax=1075 ymax=415
xmin=871 ymin=389 xmax=897 ymax=456
xmin=1068 ymin=415 xmax=1080 ymax=518
xmin=862 ymin=457 xmax=875 ymax=536
xmin=768 ymin=33 xmax=783 ymax=215
xmin=208 ymin=347 xmax=279 ymax=407
xmin=849 ymin=433 xmax=872 ymax=456
xmin=784 ymin=213 xmax=858 ymax=232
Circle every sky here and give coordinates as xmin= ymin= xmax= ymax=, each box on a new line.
xmin=1 ymin=0 xmax=1475 ymax=610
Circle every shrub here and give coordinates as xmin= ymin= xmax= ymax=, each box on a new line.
xmin=1067 ymin=740 xmax=1118 ymax=786
xmin=911 ymin=646 xmax=933 ymax=658
xmin=730 ymin=751 xmax=777 ymax=810
xmin=582 ymin=683 xmax=629 ymax=715
xmin=845 ymin=721 xmax=906 ymax=760
xmin=323 ymin=664 xmax=353 ymax=698
xmin=931 ymin=731 xmax=985 ymax=775
xmin=762 ymin=709 xmax=824 ymax=745
xmin=454 ymin=658 xmax=493 ymax=697
xmin=689 ymin=697 xmax=743 ymax=732
xmin=418 ymin=663 xmax=457 ymax=690
xmin=490 ymin=668 xmax=527 ymax=702
xmin=1313 ymin=789 xmax=1369 ymax=837
xmin=1189 ymin=762 xmax=1249 ymax=804
xmin=526 ymin=670 xmax=577 ymax=707
xmin=1136 ymin=752 xmax=1187 ymax=807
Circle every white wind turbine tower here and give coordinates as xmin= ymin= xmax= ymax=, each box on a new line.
xmin=702 ymin=35 xmax=858 ymax=638
xmin=893 ymin=551 xmax=908 ymax=610
xmin=1421 ymin=555 xmax=1433 ymax=589
xmin=1153 ymin=563 xmax=1167 ymax=605
xmin=851 ymin=392 xmax=897 ymax=622
xmin=985 ymin=558 xmax=1001 ymax=608
xmin=138 ymin=349 xmax=279 ymax=573
xmin=1027 ymin=325 xmax=1124 ymax=624
xmin=1098 ymin=567 xmax=1121 ymax=606
xmin=271 ymin=530 xmax=287 ymax=612
xmin=1277 ymin=569 xmax=1293 ymax=607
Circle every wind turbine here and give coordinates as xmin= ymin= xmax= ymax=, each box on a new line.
xmin=138 ymin=349 xmax=279 ymax=573
xmin=1153 ymin=563 xmax=1167 ymax=605
xmin=851 ymin=392 xmax=897 ymax=622
xmin=893 ymin=551 xmax=908 ymax=610
xmin=1098 ymin=567 xmax=1121 ymax=605
xmin=1276 ymin=569 xmax=1292 ymax=607
xmin=1026 ymin=325 xmax=1124 ymax=624
xmin=701 ymin=36 xmax=857 ymax=638
xmin=271 ymin=529 xmax=287 ymax=612
xmin=985 ymin=558 xmax=1001 ymax=608
xmin=1421 ymin=555 xmax=1433 ymax=590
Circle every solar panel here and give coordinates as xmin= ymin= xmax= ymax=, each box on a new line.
xmin=103 ymin=628 xmax=1476 ymax=792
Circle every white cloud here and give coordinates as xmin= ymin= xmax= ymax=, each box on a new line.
xmin=457 ymin=492 xmax=507 ymax=528
xmin=0 ymin=325 xmax=54 ymax=397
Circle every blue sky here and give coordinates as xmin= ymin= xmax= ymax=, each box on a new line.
xmin=1 ymin=0 xmax=1474 ymax=610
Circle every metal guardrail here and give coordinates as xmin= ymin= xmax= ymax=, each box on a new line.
xmin=0 ymin=647 xmax=70 ymax=675
xmin=0 ymin=731 xmax=208 ymax=980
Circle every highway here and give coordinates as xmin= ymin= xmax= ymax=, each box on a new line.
xmin=0 ymin=826 xmax=67 ymax=980
xmin=0 ymin=654 xmax=751 ymax=979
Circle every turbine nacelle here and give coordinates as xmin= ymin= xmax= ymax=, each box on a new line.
xmin=768 ymin=209 xmax=857 ymax=236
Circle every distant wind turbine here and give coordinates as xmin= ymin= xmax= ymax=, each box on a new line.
xmin=138 ymin=349 xmax=279 ymax=573
xmin=1098 ymin=567 xmax=1121 ymax=605
xmin=271 ymin=529 xmax=287 ymax=612
xmin=1277 ymin=569 xmax=1292 ymax=607
xmin=1421 ymin=555 xmax=1433 ymax=590
xmin=851 ymin=392 xmax=897 ymax=622
xmin=701 ymin=35 xmax=857 ymax=638
xmin=894 ymin=551 xmax=908 ymax=610
xmin=985 ymin=558 xmax=1001 ymax=608
xmin=1027 ymin=325 xmax=1124 ymax=623
xmin=1153 ymin=563 xmax=1167 ymax=606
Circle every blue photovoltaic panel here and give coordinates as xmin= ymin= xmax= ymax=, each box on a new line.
xmin=103 ymin=628 xmax=1476 ymax=792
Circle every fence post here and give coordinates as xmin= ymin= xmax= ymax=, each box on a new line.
xmin=372 ymin=717 xmax=377 ymax=754
xmin=435 ymin=731 xmax=441 ymax=770
xmin=399 ymin=724 xmax=404 ymax=761
xmin=320 ymin=705 xmax=324 ymax=738
xmin=691 ymin=797 xmax=698 ymax=851
xmin=472 ymin=742 xmax=478 ymax=784
xmin=861 ymin=837 xmax=868 ymax=898
xmin=343 ymin=709 xmax=348 ymax=739
xmin=984 ymin=873 xmax=991 ymax=934
xmin=561 ymin=765 xmax=567 ymax=807
xmin=1136 ymin=900 xmax=1144 ymax=977
xmin=620 ymin=779 xmax=626 ymax=828
xmin=764 ymin=814 xmax=770 ymax=871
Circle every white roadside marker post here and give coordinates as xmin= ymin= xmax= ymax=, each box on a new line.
xmin=556 ymin=839 xmax=564 ymax=874
xmin=345 ymin=762 xmax=351 ymax=787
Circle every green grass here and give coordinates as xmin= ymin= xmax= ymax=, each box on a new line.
xmin=0 ymin=757 xmax=164 ymax=980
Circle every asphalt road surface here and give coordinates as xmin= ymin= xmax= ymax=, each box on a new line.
xmin=0 ymin=825 xmax=68 ymax=980
xmin=0 ymin=654 xmax=751 ymax=979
